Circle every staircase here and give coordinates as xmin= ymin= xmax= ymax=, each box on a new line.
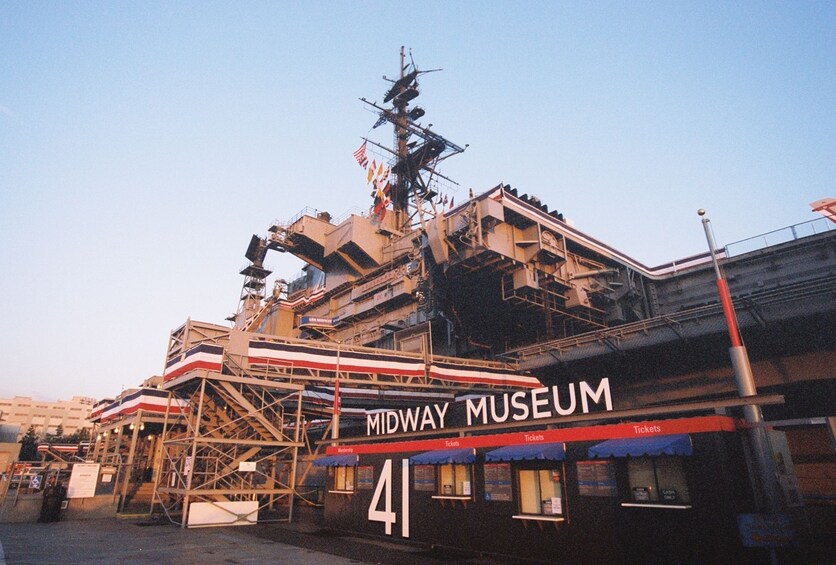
xmin=119 ymin=481 xmax=155 ymax=515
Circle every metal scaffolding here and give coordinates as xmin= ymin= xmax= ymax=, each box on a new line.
xmin=153 ymin=373 xmax=304 ymax=527
xmin=150 ymin=319 xmax=534 ymax=527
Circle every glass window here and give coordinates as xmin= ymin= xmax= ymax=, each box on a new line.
xmin=517 ymin=468 xmax=565 ymax=516
xmin=438 ymin=463 xmax=471 ymax=496
xmin=331 ymin=465 xmax=355 ymax=492
xmin=627 ymin=457 xmax=690 ymax=504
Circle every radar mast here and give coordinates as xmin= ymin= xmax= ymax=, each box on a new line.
xmin=360 ymin=46 xmax=466 ymax=231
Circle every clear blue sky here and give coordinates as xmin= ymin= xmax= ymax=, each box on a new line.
xmin=1 ymin=2 xmax=833 ymax=402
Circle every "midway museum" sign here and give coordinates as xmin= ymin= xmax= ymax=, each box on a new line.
xmin=366 ymin=378 xmax=613 ymax=436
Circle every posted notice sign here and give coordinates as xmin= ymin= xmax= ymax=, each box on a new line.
xmin=67 ymin=463 xmax=101 ymax=498
xmin=737 ymin=513 xmax=796 ymax=547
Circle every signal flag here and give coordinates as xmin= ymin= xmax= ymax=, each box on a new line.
xmin=353 ymin=141 xmax=369 ymax=168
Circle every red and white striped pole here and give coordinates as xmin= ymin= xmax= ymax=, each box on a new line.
xmin=699 ymin=209 xmax=783 ymax=514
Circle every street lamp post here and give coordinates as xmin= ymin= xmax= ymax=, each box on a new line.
xmin=698 ymin=209 xmax=784 ymax=514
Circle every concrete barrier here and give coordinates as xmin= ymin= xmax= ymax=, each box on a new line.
xmin=0 ymin=493 xmax=117 ymax=523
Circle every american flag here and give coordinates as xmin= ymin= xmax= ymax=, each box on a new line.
xmin=353 ymin=141 xmax=369 ymax=168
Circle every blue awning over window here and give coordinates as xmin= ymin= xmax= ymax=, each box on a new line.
xmin=313 ymin=454 xmax=358 ymax=467
xmin=485 ymin=442 xmax=566 ymax=462
xmin=587 ymin=434 xmax=693 ymax=458
xmin=409 ymin=448 xmax=475 ymax=465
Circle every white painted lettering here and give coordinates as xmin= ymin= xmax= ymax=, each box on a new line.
xmin=366 ymin=378 xmax=615 ymax=436
xmin=420 ymin=405 xmax=437 ymax=430
xmin=531 ymin=387 xmax=552 ymax=419
xmin=553 ymin=383 xmax=577 ymax=416
xmin=386 ymin=411 xmax=399 ymax=433
xmin=433 ymin=402 xmax=449 ymax=430
xmin=511 ymin=391 xmax=530 ymax=421
xmin=490 ymin=394 xmax=510 ymax=423
xmin=399 ymin=407 xmax=420 ymax=433
xmin=466 ymin=396 xmax=488 ymax=426
xmin=367 ymin=412 xmax=382 ymax=435
xmin=580 ymin=378 xmax=612 ymax=413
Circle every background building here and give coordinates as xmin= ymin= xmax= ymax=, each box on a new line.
xmin=0 ymin=395 xmax=95 ymax=440
xmin=0 ymin=424 xmax=21 ymax=475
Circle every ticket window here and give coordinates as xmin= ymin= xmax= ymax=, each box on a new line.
xmin=438 ymin=463 xmax=472 ymax=496
xmin=627 ymin=457 xmax=690 ymax=505
xmin=518 ymin=468 xmax=565 ymax=517
xmin=331 ymin=465 xmax=355 ymax=493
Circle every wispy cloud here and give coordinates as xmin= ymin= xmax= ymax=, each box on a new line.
xmin=0 ymin=104 xmax=13 ymax=117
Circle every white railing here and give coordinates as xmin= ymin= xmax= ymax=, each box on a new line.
xmin=725 ymin=217 xmax=833 ymax=257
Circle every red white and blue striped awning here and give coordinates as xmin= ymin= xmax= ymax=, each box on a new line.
xmin=96 ymin=388 xmax=188 ymax=423
xmin=428 ymin=362 xmax=541 ymax=389
xmin=249 ymin=340 xmax=425 ymax=377
xmin=163 ymin=343 xmax=224 ymax=382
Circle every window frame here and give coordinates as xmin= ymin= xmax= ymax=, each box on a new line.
xmin=513 ymin=463 xmax=567 ymax=519
xmin=432 ymin=462 xmax=473 ymax=500
xmin=622 ymin=456 xmax=692 ymax=509
xmin=328 ymin=464 xmax=356 ymax=494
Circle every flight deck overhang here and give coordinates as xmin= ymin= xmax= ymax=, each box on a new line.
xmin=324 ymin=214 xmax=396 ymax=275
xmin=272 ymin=209 xmax=403 ymax=278
xmin=503 ymin=228 xmax=836 ymax=370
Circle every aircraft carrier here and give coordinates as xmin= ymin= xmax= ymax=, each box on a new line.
xmin=86 ymin=49 xmax=835 ymax=536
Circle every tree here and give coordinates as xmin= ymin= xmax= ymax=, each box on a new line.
xmin=53 ymin=424 xmax=65 ymax=442
xmin=19 ymin=425 xmax=39 ymax=461
xmin=64 ymin=426 xmax=91 ymax=444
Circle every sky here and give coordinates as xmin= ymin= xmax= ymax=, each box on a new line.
xmin=1 ymin=1 xmax=833 ymax=402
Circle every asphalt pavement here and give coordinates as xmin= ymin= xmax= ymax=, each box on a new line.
xmin=3 ymin=513 xmax=831 ymax=565
xmin=0 ymin=516 xmax=359 ymax=565
xmin=0 ymin=513 xmax=528 ymax=565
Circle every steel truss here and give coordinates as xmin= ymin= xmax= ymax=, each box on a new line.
xmin=153 ymin=373 xmax=304 ymax=527
xmin=154 ymin=319 xmax=532 ymax=527
xmin=90 ymin=410 xmax=176 ymax=513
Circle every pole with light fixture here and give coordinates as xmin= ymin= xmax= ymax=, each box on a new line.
xmin=698 ymin=209 xmax=784 ymax=514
